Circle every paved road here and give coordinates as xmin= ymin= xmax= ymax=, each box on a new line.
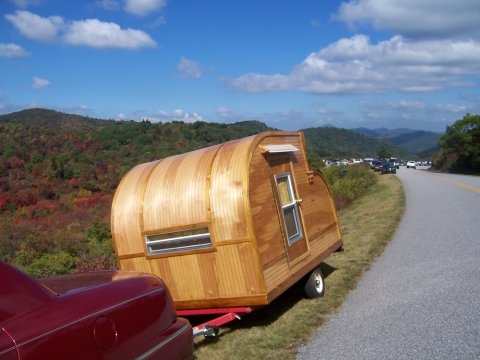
xmin=297 ymin=167 xmax=480 ymax=360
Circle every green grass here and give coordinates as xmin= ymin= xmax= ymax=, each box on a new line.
xmin=192 ymin=174 xmax=405 ymax=360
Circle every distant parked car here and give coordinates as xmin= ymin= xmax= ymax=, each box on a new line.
xmin=381 ymin=162 xmax=397 ymax=174
xmin=0 ymin=261 xmax=193 ymax=360
xmin=372 ymin=161 xmax=384 ymax=171
xmin=406 ymin=160 xmax=417 ymax=169
xmin=388 ymin=157 xmax=400 ymax=169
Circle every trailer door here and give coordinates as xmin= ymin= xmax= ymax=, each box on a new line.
xmin=266 ymin=152 xmax=308 ymax=263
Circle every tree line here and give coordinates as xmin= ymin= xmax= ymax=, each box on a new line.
xmin=1 ymin=108 xmax=476 ymax=277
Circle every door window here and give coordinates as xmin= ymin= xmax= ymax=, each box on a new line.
xmin=275 ymin=173 xmax=303 ymax=245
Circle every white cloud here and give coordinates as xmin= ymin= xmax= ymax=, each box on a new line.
xmin=148 ymin=15 xmax=166 ymax=28
xmin=217 ymin=107 xmax=232 ymax=119
xmin=11 ymin=0 xmax=40 ymax=8
xmin=435 ymin=103 xmax=469 ymax=113
xmin=0 ymin=43 xmax=29 ymax=57
xmin=216 ymin=107 xmax=244 ymax=122
xmin=63 ymin=19 xmax=156 ymax=49
xmin=390 ymin=100 xmax=425 ymax=110
xmin=228 ymin=35 xmax=480 ymax=95
xmin=226 ymin=73 xmax=290 ymax=93
xmin=335 ymin=0 xmax=480 ymax=40
xmin=148 ymin=109 xmax=203 ymax=123
xmin=32 ymin=76 xmax=50 ymax=89
xmin=124 ymin=0 xmax=167 ymax=16
xmin=4 ymin=11 xmax=156 ymax=50
xmin=173 ymin=109 xmax=203 ymax=122
xmin=5 ymin=10 xmax=63 ymax=42
xmin=177 ymin=57 xmax=202 ymax=79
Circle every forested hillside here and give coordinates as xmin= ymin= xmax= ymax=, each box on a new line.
xmin=352 ymin=127 xmax=442 ymax=154
xmin=0 ymin=108 xmax=273 ymax=276
xmin=303 ymin=126 xmax=412 ymax=166
xmin=0 ymin=108 xmax=412 ymax=276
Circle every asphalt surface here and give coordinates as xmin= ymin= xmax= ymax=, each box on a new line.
xmin=297 ymin=167 xmax=480 ymax=360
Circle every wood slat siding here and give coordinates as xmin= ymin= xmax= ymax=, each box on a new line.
xmin=251 ymin=133 xmax=302 ymax=293
xmin=210 ymin=137 xmax=253 ymax=244
xmin=118 ymin=243 xmax=264 ymax=309
xmin=143 ymin=147 xmax=218 ymax=230
xmin=111 ymin=131 xmax=342 ymax=309
xmin=250 ymin=135 xmax=294 ymax=268
xmin=249 ymin=132 xmax=342 ymax=299
xmin=111 ymin=161 xmax=159 ymax=256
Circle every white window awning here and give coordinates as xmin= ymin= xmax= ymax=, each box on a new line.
xmin=259 ymin=144 xmax=299 ymax=153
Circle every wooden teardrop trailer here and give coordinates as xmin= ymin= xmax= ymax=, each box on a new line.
xmin=111 ymin=131 xmax=343 ymax=330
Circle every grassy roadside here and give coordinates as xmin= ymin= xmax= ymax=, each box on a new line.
xmin=192 ymin=173 xmax=405 ymax=360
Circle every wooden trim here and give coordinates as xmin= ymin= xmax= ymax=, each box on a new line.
xmin=244 ymin=136 xmax=268 ymax=294
xmin=174 ymin=294 xmax=270 ymax=310
xmin=142 ymin=222 xmax=212 ymax=237
xmin=117 ymin=253 xmax=145 ymax=260
xmin=204 ymin=144 xmax=222 ymax=240
xmin=213 ymin=237 xmax=253 ymax=246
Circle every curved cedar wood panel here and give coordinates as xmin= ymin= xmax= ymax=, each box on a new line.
xmin=111 ymin=131 xmax=342 ymax=310
xmin=111 ymin=136 xmax=266 ymax=310
xmin=111 ymin=161 xmax=160 ymax=257
xmin=142 ymin=146 xmax=217 ymax=230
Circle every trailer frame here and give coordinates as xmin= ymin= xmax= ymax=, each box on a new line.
xmin=177 ymin=307 xmax=255 ymax=338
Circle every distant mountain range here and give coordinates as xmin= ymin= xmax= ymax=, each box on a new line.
xmin=0 ymin=108 xmax=441 ymax=158
xmin=351 ymin=127 xmax=442 ymax=155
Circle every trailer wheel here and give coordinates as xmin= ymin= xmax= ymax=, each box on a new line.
xmin=304 ymin=267 xmax=325 ymax=298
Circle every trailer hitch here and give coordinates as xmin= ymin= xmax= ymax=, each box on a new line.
xmin=193 ymin=325 xmax=219 ymax=339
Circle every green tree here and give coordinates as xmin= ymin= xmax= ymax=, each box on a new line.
xmin=76 ymin=221 xmax=116 ymax=271
xmin=437 ymin=114 xmax=480 ymax=174
xmin=27 ymin=251 xmax=79 ymax=278
xmin=377 ymin=146 xmax=392 ymax=160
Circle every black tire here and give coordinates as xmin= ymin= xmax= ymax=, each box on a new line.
xmin=304 ymin=267 xmax=325 ymax=298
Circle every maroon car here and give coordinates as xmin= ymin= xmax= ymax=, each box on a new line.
xmin=0 ymin=261 xmax=193 ymax=359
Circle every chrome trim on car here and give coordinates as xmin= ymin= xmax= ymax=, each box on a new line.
xmin=135 ymin=322 xmax=191 ymax=360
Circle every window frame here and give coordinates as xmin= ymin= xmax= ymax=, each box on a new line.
xmin=144 ymin=226 xmax=212 ymax=255
xmin=275 ymin=172 xmax=303 ymax=245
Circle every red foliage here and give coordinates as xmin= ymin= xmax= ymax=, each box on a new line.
xmin=0 ymin=192 xmax=10 ymax=211
xmin=9 ymin=156 xmax=26 ymax=169
xmin=68 ymin=178 xmax=83 ymax=188
xmin=74 ymin=139 xmax=98 ymax=151
xmin=14 ymin=192 xmax=39 ymax=207
xmin=74 ymin=193 xmax=112 ymax=208
xmin=24 ymin=199 xmax=61 ymax=217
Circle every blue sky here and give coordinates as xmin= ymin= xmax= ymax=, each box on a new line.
xmin=1 ymin=0 xmax=480 ymax=132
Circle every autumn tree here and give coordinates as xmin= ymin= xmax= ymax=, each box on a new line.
xmin=437 ymin=114 xmax=480 ymax=174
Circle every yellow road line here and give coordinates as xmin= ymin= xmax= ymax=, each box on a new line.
xmin=440 ymin=178 xmax=480 ymax=194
